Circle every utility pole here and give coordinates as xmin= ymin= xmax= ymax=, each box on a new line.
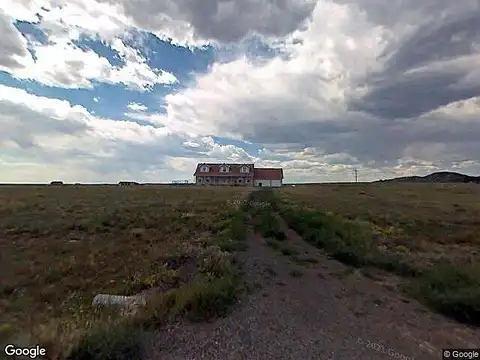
xmin=354 ymin=169 xmax=358 ymax=183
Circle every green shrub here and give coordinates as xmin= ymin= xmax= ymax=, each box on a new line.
xmin=67 ymin=322 xmax=147 ymax=360
xmin=407 ymin=262 xmax=480 ymax=325
xmin=173 ymin=273 xmax=238 ymax=321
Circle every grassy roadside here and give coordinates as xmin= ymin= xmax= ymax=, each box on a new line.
xmin=0 ymin=187 xmax=252 ymax=359
xmin=67 ymin=208 xmax=251 ymax=360
xmin=67 ymin=209 xmax=249 ymax=360
xmin=256 ymin=188 xmax=479 ymax=326
xmin=249 ymin=191 xmax=288 ymax=253
xmin=248 ymin=190 xmax=306 ymax=274
xmin=249 ymin=192 xmax=285 ymax=241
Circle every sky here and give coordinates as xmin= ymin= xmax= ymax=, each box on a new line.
xmin=1 ymin=0 xmax=479 ymax=183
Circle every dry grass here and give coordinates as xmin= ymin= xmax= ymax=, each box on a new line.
xmin=275 ymin=184 xmax=480 ymax=325
xmin=0 ymin=185 xmax=251 ymax=358
xmin=279 ymin=183 xmax=480 ymax=267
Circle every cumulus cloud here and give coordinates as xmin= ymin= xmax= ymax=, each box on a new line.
xmin=344 ymin=0 xmax=480 ymax=117
xmin=103 ymin=0 xmax=317 ymax=46
xmin=0 ymin=10 xmax=33 ymax=72
xmin=4 ymin=35 xmax=177 ymax=90
xmin=126 ymin=102 xmax=148 ymax=112
xmin=1 ymin=0 xmax=317 ymax=48
xmin=0 ymin=84 xmax=260 ymax=182
xmin=0 ymin=84 xmax=178 ymax=181
xmin=146 ymin=0 xmax=480 ymax=179
xmin=1 ymin=0 xmax=480 ymax=182
xmin=0 ymin=1 xmax=177 ymax=90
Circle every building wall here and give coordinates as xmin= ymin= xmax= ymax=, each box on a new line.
xmin=254 ymin=179 xmax=266 ymax=187
xmin=254 ymin=179 xmax=282 ymax=187
xmin=270 ymin=179 xmax=282 ymax=187
xmin=196 ymin=176 xmax=253 ymax=185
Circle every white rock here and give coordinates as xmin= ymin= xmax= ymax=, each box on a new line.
xmin=92 ymin=294 xmax=146 ymax=307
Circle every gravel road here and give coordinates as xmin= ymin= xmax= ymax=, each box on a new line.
xmin=146 ymin=217 xmax=479 ymax=360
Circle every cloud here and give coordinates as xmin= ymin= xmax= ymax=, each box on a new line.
xmin=142 ymin=0 xmax=480 ymax=180
xmin=0 ymin=84 xmax=262 ymax=182
xmin=4 ymin=34 xmax=177 ymax=90
xmin=0 ymin=84 xmax=180 ymax=181
xmin=126 ymin=102 xmax=148 ymax=112
xmin=1 ymin=0 xmax=317 ymax=48
xmin=350 ymin=2 xmax=480 ymax=119
xmin=106 ymin=0 xmax=317 ymax=46
xmin=0 ymin=10 xmax=33 ymax=72
xmin=1 ymin=0 xmax=131 ymax=41
xmin=0 ymin=2 xmax=177 ymax=90
xmin=1 ymin=0 xmax=480 ymax=182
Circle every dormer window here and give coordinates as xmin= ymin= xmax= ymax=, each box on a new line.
xmin=200 ymin=165 xmax=209 ymax=172
xmin=240 ymin=166 xmax=249 ymax=173
xmin=220 ymin=165 xmax=230 ymax=172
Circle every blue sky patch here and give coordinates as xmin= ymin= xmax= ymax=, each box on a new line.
xmin=14 ymin=21 xmax=49 ymax=61
xmin=128 ymin=31 xmax=216 ymax=81
xmin=73 ymin=35 xmax=125 ymax=67
xmin=14 ymin=21 xmax=49 ymax=45
xmin=0 ymin=26 xmax=217 ymax=122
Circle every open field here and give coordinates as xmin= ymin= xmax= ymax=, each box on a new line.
xmin=1 ymin=183 xmax=479 ymax=359
xmin=0 ymin=186 xmax=251 ymax=358
xmin=146 ymin=187 xmax=478 ymax=360
xmin=273 ymin=184 xmax=480 ymax=325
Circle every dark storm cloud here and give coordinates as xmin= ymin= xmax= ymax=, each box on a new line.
xmin=350 ymin=68 xmax=480 ymax=119
xmin=114 ymin=0 xmax=316 ymax=43
xmin=332 ymin=0 xmax=470 ymax=27
xmin=248 ymin=106 xmax=480 ymax=167
xmin=350 ymin=3 xmax=480 ymax=119
xmin=0 ymin=11 xmax=31 ymax=70
xmin=0 ymin=100 xmax=89 ymax=149
xmin=243 ymin=119 xmax=356 ymax=145
xmin=383 ymin=12 xmax=480 ymax=75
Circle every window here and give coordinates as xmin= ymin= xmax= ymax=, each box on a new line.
xmin=220 ymin=166 xmax=230 ymax=172
xmin=206 ymin=178 xmax=210 ymax=182
xmin=246 ymin=179 xmax=250 ymax=183
xmin=240 ymin=166 xmax=249 ymax=173
xmin=201 ymin=166 xmax=209 ymax=172
xmin=238 ymin=178 xmax=243 ymax=183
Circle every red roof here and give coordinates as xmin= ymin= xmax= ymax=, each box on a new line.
xmin=194 ymin=163 xmax=254 ymax=176
xmin=253 ymin=168 xmax=283 ymax=180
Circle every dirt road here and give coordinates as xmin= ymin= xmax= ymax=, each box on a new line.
xmin=147 ymin=216 xmax=479 ymax=360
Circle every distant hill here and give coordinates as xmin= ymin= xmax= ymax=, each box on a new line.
xmin=376 ymin=171 xmax=480 ymax=184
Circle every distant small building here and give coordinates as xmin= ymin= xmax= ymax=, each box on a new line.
xmin=118 ymin=181 xmax=139 ymax=186
xmin=50 ymin=181 xmax=64 ymax=185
